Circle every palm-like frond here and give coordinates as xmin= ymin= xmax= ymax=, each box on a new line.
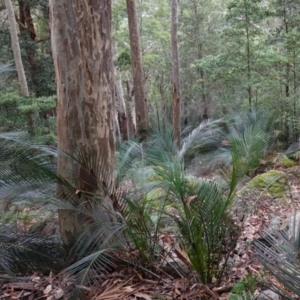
xmin=0 ymin=134 xmax=69 ymax=276
xmin=228 ymin=126 xmax=269 ymax=201
xmin=0 ymin=133 xmax=125 ymax=291
xmin=180 ymin=111 xmax=272 ymax=175
xmin=225 ymin=110 xmax=276 ymax=138
xmin=285 ymin=141 xmax=300 ymax=160
xmin=180 ymin=119 xmax=225 ymax=160
xmin=230 ymin=291 xmax=256 ymax=300
xmin=119 ymin=191 xmax=168 ymax=267
xmin=0 ymin=233 xmax=65 ymax=275
xmin=63 ymin=249 xmax=118 ymax=300
xmin=0 ymin=64 xmax=16 ymax=75
xmin=168 ymin=168 xmax=236 ymax=283
xmin=175 ymin=180 xmax=229 ymax=283
xmin=253 ymin=230 xmax=300 ymax=299
xmin=147 ymin=124 xmax=268 ymax=283
xmin=57 ymin=196 xmax=124 ymax=257
xmin=115 ymin=140 xmax=143 ymax=187
xmin=0 ymin=109 xmax=273 ymax=292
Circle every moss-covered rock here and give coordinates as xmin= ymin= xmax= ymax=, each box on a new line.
xmin=278 ymin=154 xmax=296 ymax=168
xmin=238 ymin=170 xmax=291 ymax=198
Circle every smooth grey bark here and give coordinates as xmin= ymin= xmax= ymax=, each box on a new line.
xmin=171 ymin=0 xmax=181 ymax=146
xmin=126 ymin=0 xmax=148 ymax=135
xmin=114 ymin=60 xmax=128 ymax=140
xmin=5 ymin=0 xmax=29 ymax=96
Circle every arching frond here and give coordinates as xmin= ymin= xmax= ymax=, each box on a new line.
xmin=0 ymin=233 xmax=65 ymax=275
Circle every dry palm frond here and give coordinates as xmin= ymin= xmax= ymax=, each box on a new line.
xmin=92 ymin=277 xmax=144 ymax=300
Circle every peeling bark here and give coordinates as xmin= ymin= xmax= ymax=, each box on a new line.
xmin=49 ymin=0 xmax=116 ymax=245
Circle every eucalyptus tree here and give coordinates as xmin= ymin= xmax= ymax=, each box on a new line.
xmin=171 ymin=0 xmax=181 ymax=146
xmin=17 ymin=0 xmax=52 ymax=98
xmin=136 ymin=0 xmax=172 ymax=128
xmin=113 ymin=0 xmax=172 ymax=132
xmin=49 ymin=0 xmax=116 ymax=245
xmin=4 ymin=0 xmax=29 ymax=96
xmin=126 ymin=0 xmax=148 ymax=135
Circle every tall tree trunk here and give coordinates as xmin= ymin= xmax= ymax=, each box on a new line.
xmin=283 ymin=0 xmax=290 ymax=143
xmin=18 ymin=0 xmax=37 ymax=88
xmin=18 ymin=0 xmax=36 ymax=40
xmin=244 ymin=0 xmax=252 ymax=110
xmin=5 ymin=0 xmax=29 ymax=96
xmin=49 ymin=0 xmax=116 ymax=245
xmin=192 ymin=1 xmax=208 ymax=121
xmin=126 ymin=0 xmax=147 ymax=136
xmin=171 ymin=0 xmax=181 ymax=147
xmin=126 ymin=80 xmax=136 ymax=138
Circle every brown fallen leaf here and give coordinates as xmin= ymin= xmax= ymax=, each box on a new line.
xmin=123 ymin=285 xmax=134 ymax=293
xmin=174 ymin=288 xmax=181 ymax=295
xmin=54 ymin=288 xmax=64 ymax=299
xmin=134 ymin=292 xmax=152 ymax=300
xmin=43 ymin=284 xmax=52 ymax=295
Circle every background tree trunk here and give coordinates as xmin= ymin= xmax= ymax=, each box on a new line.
xmin=49 ymin=0 xmax=116 ymax=245
xmin=5 ymin=0 xmax=29 ymax=96
xmin=171 ymin=0 xmax=181 ymax=147
xmin=18 ymin=0 xmax=36 ymax=40
xmin=126 ymin=0 xmax=148 ymax=136
xmin=114 ymin=61 xmax=128 ymax=141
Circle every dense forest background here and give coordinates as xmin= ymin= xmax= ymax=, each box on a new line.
xmin=2 ymin=1 xmax=300 ymax=299
xmin=1 ymin=0 xmax=300 ymax=145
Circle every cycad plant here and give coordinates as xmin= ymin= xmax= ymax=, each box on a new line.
xmin=0 ymin=115 xmax=270 ymax=296
xmin=0 ymin=233 xmax=65 ymax=275
xmin=0 ymin=132 xmax=66 ymax=275
xmin=145 ymin=124 xmax=269 ymax=283
xmin=100 ymin=121 xmax=269 ymax=285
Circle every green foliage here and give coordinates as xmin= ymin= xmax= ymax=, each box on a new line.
xmin=0 ymin=93 xmax=56 ymax=144
xmin=177 ymin=0 xmax=300 ymax=142
xmin=117 ymin=50 xmax=131 ymax=71
xmin=176 ymin=127 xmax=267 ymax=283
xmin=231 ymin=275 xmax=260 ymax=296
xmin=229 ymin=126 xmax=269 ymax=196
xmin=116 ymin=121 xmax=269 ymax=284
xmin=229 ymin=292 xmax=256 ymax=300
xmin=279 ymin=154 xmax=296 ymax=168
xmin=0 ymin=114 xmax=271 ymax=297
xmin=0 ymin=233 xmax=66 ymax=275
xmin=0 ymin=133 xmax=65 ymax=275
xmin=0 ymin=0 xmax=55 ymax=97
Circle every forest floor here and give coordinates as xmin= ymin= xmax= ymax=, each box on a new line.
xmin=1 ymin=165 xmax=300 ymax=300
